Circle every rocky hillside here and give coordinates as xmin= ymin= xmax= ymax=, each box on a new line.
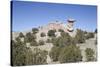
xmin=12 ymin=22 xmax=97 ymax=66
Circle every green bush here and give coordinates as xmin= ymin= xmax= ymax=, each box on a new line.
xmin=15 ymin=37 xmax=21 ymax=42
xmin=38 ymin=40 xmax=45 ymax=45
xmin=47 ymin=30 xmax=56 ymax=37
xmin=58 ymin=29 xmax=64 ymax=32
xmin=32 ymin=28 xmax=39 ymax=34
xmin=46 ymin=38 xmax=52 ymax=43
xmin=52 ymin=32 xmax=72 ymax=47
xmin=25 ymin=32 xmax=36 ymax=43
xmin=40 ymin=32 xmax=46 ymax=37
xmin=32 ymin=48 xmax=47 ymax=65
xmin=83 ymin=31 xmax=88 ymax=34
xmin=11 ymin=40 xmax=34 ymax=66
xmin=49 ymin=46 xmax=61 ymax=61
xmin=30 ymin=40 xmax=38 ymax=46
xmin=58 ymin=45 xmax=82 ymax=63
xmin=60 ymin=32 xmax=69 ymax=37
xmin=75 ymin=29 xmax=85 ymax=43
xmin=85 ymin=32 xmax=94 ymax=39
xmin=12 ymin=39 xmax=47 ymax=66
xmin=19 ymin=32 xmax=24 ymax=38
xmin=85 ymin=48 xmax=95 ymax=61
xmin=89 ymin=32 xmax=94 ymax=38
xmin=86 ymin=32 xmax=94 ymax=39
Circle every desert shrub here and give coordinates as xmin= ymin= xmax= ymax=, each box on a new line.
xmin=25 ymin=32 xmax=36 ymax=43
xmin=52 ymin=37 xmax=63 ymax=47
xmin=15 ymin=37 xmax=21 ymax=42
xmin=11 ymin=40 xmax=34 ymax=66
xmin=40 ymin=32 xmax=46 ymax=37
xmin=60 ymin=32 xmax=69 ymax=37
xmin=52 ymin=32 xmax=72 ymax=47
xmin=19 ymin=32 xmax=24 ymax=38
xmin=32 ymin=28 xmax=39 ymax=34
xmin=49 ymin=46 xmax=61 ymax=61
xmin=85 ymin=48 xmax=95 ymax=61
xmin=85 ymin=32 xmax=94 ymax=39
xmin=58 ymin=45 xmax=82 ymax=63
xmin=46 ymin=38 xmax=52 ymax=43
xmin=38 ymin=40 xmax=45 ymax=45
xmin=32 ymin=48 xmax=47 ymax=65
xmin=30 ymin=40 xmax=38 ymax=46
xmin=83 ymin=31 xmax=88 ymax=34
xmin=89 ymin=32 xmax=94 ymax=38
xmin=75 ymin=29 xmax=85 ymax=43
xmin=47 ymin=30 xmax=56 ymax=37
xmin=58 ymin=29 xmax=64 ymax=32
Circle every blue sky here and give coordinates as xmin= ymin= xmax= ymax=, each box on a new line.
xmin=12 ymin=1 xmax=97 ymax=32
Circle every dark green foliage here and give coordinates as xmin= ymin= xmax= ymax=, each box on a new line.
xmin=32 ymin=28 xmax=39 ymax=34
xmin=40 ymin=32 xmax=46 ymax=37
xmin=52 ymin=32 xmax=73 ymax=47
xmin=38 ymin=40 xmax=45 ymax=45
xmin=90 ymin=32 xmax=94 ymax=38
xmin=19 ymin=32 xmax=24 ymax=38
xmin=83 ymin=31 xmax=88 ymax=34
xmin=49 ymin=46 xmax=61 ymax=61
xmin=58 ymin=29 xmax=64 ymax=32
xmin=32 ymin=48 xmax=47 ymax=65
xmin=46 ymin=38 xmax=52 ymax=43
xmin=11 ymin=38 xmax=47 ymax=66
xmin=49 ymin=44 xmax=82 ymax=63
xmin=85 ymin=32 xmax=94 ymax=39
xmin=58 ymin=45 xmax=82 ymax=63
xmin=47 ymin=30 xmax=56 ymax=37
xmin=60 ymin=32 xmax=70 ymax=37
xmin=49 ymin=32 xmax=82 ymax=63
xmin=30 ymin=40 xmax=38 ymax=46
xmin=85 ymin=48 xmax=95 ymax=61
xmin=25 ymin=32 xmax=36 ymax=43
xmin=11 ymin=40 xmax=34 ymax=66
xmin=15 ymin=37 xmax=21 ymax=42
xmin=75 ymin=29 xmax=85 ymax=43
